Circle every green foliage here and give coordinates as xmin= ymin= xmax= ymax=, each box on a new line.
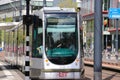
xmin=87 ymin=38 xmax=91 ymax=47
xmin=5 ymin=17 xmax=13 ymax=22
xmin=4 ymin=32 xmax=9 ymax=44
xmin=18 ymin=29 xmax=24 ymax=45
xmin=0 ymin=17 xmax=3 ymax=22
xmin=0 ymin=30 xmax=2 ymax=43
xmin=1 ymin=30 xmax=4 ymax=41
xmin=0 ymin=17 xmax=13 ymax=22
xmin=4 ymin=29 xmax=24 ymax=46
xmin=58 ymin=0 xmax=77 ymax=9
xmin=0 ymin=30 xmax=5 ymax=45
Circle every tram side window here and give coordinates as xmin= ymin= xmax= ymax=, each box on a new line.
xmin=32 ymin=19 xmax=43 ymax=58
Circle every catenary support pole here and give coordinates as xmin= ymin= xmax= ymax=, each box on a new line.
xmin=115 ymin=19 xmax=118 ymax=60
xmin=94 ymin=0 xmax=102 ymax=80
xmin=115 ymin=0 xmax=120 ymax=60
xmin=43 ymin=0 xmax=46 ymax=7
xmin=25 ymin=0 xmax=31 ymax=80
xmin=19 ymin=0 xmax=22 ymax=21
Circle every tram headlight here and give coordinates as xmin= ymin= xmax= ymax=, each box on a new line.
xmin=45 ymin=59 xmax=50 ymax=66
xmin=45 ymin=59 xmax=48 ymax=62
xmin=76 ymin=59 xmax=79 ymax=63
xmin=75 ymin=58 xmax=80 ymax=65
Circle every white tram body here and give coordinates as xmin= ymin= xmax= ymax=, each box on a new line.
xmin=31 ymin=7 xmax=84 ymax=79
xmin=4 ymin=7 xmax=84 ymax=80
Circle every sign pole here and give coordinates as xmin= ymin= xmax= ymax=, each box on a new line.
xmin=94 ymin=0 xmax=102 ymax=80
xmin=115 ymin=19 xmax=119 ymax=60
xmin=25 ymin=0 xmax=31 ymax=80
xmin=115 ymin=0 xmax=120 ymax=60
xmin=108 ymin=6 xmax=120 ymax=60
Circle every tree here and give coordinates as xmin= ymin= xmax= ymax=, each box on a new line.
xmin=0 ymin=17 xmax=3 ymax=22
xmin=58 ymin=0 xmax=77 ymax=9
xmin=5 ymin=17 xmax=13 ymax=22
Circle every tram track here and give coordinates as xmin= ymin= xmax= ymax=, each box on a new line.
xmin=84 ymin=64 xmax=120 ymax=80
xmin=84 ymin=58 xmax=120 ymax=72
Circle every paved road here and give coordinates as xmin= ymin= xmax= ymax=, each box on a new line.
xmin=1 ymin=51 xmax=120 ymax=80
xmin=0 ymin=51 xmax=5 ymax=61
xmin=85 ymin=65 xmax=120 ymax=80
xmin=0 ymin=61 xmax=24 ymax=80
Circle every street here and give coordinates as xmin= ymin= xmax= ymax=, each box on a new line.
xmin=0 ymin=61 xmax=24 ymax=80
xmin=85 ymin=65 xmax=120 ymax=80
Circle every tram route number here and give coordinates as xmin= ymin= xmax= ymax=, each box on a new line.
xmin=58 ymin=72 xmax=68 ymax=77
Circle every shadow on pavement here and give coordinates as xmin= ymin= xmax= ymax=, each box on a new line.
xmin=81 ymin=77 xmax=91 ymax=80
xmin=31 ymin=77 xmax=91 ymax=80
xmin=103 ymin=73 xmax=118 ymax=80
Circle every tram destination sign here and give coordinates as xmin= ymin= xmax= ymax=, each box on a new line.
xmin=108 ymin=8 xmax=120 ymax=19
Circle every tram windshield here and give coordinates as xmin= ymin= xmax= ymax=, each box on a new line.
xmin=45 ymin=13 xmax=78 ymax=64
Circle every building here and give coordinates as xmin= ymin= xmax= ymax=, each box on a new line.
xmin=0 ymin=0 xmax=54 ymax=22
xmin=0 ymin=0 xmax=82 ymax=49
xmin=81 ymin=0 xmax=120 ymax=52
xmin=0 ymin=0 xmax=82 ymax=22
xmin=0 ymin=0 xmax=54 ymax=49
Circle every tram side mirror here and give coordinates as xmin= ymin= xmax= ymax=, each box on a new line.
xmin=33 ymin=15 xmax=41 ymax=28
xmin=23 ymin=15 xmax=33 ymax=25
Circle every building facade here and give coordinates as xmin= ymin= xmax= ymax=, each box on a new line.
xmin=0 ymin=0 xmax=82 ymax=22
xmin=81 ymin=0 xmax=120 ymax=52
xmin=0 ymin=0 xmax=54 ymax=22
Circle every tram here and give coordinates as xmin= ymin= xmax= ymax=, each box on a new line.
xmin=4 ymin=21 xmax=25 ymax=69
xmin=4 ymin=7 xmax=84 ymax=79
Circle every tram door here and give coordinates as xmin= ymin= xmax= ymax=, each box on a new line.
xmin=32 ymin=16 xmax=43 ymax=58
xmin=30 ymin=16 xmax=43 ymax=77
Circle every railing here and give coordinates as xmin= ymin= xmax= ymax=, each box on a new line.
xmin=84 ymin=48 xmax=120 ymax=61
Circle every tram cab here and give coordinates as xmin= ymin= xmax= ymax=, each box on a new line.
xmin=30 ymin=7 xmax=84 ymax=79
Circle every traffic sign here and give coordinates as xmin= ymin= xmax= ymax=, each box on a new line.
xmin=108 ymin=8 xmax=120 ymax=19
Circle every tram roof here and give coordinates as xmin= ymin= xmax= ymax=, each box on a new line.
xmin=0 ymin=22 xmax=19 ymax=30
xmin=33 ymin=7 xmax=76 ymax=19
xmin=43 ymin=7 xmax=76 ymax=12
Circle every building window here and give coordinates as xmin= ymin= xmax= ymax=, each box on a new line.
xmin=103 ymin=17 xmax=109 ymax=30
xmin=103 ymin=0 xmax=110 ymax=11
